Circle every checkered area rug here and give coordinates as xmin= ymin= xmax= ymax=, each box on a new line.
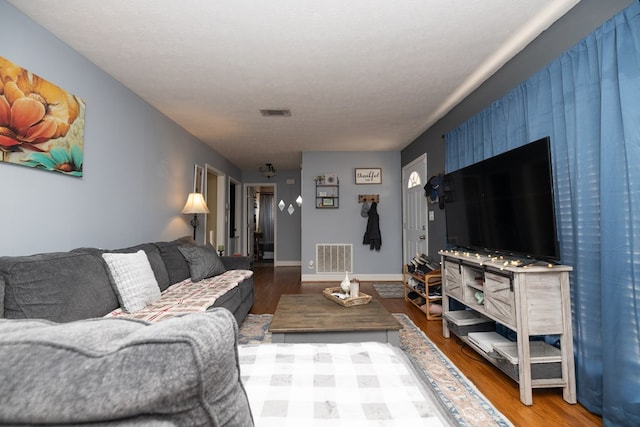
xmin=239 ymin=342 xmax=447 ymax=426
xmin=238 ymin=314 xmax=514 ymax=427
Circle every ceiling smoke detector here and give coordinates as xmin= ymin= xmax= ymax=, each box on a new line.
xmin=260 ymin=108 xmax=291 ymax=117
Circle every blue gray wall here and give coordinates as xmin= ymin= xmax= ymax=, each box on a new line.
xmin=301 ymin=151 xmax=402 ymax=281
xmin=0 ymin=2 xmax=241 ymax=255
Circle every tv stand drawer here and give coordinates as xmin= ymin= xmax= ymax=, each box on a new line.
xmin=484 ymin=272 xmax=515 ymax=328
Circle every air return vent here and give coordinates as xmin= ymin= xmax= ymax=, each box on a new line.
xmin=316 ymin=244 xmax=352 ymax=274
xmin=260 ymin=108 xmax=291 ymax=117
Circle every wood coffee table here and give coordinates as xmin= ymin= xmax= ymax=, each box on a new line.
xmin=269 ymin=294 xmax=402 ymax=345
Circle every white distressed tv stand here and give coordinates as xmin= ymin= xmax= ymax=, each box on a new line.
xmin=440 ymin=250 xmax=576 ymax=405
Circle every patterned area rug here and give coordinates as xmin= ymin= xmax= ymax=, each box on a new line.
xmin=238 ymin=314 xmax=513 ymax=427
xmin=373 ymin=283 xmax=406 ymax=298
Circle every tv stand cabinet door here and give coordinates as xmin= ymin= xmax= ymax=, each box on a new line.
xmin=484 ymin=272 xmax=516 ymax=330
xmin=443 ymin=260 xmax=462 ymax=300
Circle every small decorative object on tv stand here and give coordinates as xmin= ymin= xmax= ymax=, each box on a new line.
xmin=439 ymin=250 xmax=576 ymax=406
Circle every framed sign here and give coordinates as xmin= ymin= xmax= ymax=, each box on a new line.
xmin=355 ymin=168 xmax=382 ymax=184
xmin=321 ymin=197 xmax=335 ymax=207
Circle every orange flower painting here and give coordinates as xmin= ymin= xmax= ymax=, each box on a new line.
xmin=0 ymin=56 xmax=85 ymax=177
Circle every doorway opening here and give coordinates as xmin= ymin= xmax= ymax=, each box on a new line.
xmin=244 ymin=183 xmax=277 ymax=264
xmin=204 ymin=164 xmax=226 ymax=251
xmin=228 ymin=177 xmax=242 ymax=255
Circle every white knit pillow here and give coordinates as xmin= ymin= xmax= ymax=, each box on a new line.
xmin=102 ymin=250 xmax=161 ymax=313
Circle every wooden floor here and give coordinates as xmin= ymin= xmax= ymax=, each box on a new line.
xmin=249 ymin=264 xmax=602 ymax=427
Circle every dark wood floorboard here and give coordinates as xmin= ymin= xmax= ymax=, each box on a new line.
xmin=249 ymin=264 xmax=602 ymax=427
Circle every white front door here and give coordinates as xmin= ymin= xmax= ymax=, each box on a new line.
xmin=402 ymin=154 xmax=428 ymax=263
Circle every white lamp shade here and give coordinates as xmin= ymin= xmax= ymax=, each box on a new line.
xmin=181 ymin=193 xmax=210 ymax=214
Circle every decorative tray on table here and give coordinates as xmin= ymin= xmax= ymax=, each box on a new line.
xmin=322 ymin=287 xmax=372 ymax=307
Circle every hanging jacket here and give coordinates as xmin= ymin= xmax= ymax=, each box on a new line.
xmin=363 ymin=202 xmax=381 ymax=251
xmin=424 ymin=174 xmax=445 ymax=209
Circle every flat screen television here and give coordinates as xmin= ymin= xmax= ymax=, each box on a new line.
xmin=443 ymin=136 xmax=560 ymax=261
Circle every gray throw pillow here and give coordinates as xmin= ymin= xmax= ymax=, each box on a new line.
xmin=178 ymin=245 xmax=226 ymax=282
xmin=154 ymin=236 xmax=196 ymax=285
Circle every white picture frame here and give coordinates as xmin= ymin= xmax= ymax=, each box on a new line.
xmin=193 ymin=164 xmax=204 ymax=193
xmin=322 ymin=197 xmax=335 ymax=207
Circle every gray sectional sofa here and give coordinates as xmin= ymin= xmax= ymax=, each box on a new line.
xmin=0 ymin=236 xmax=254 ymax=324
xmin=0 ymin=236 xmax=255 ymax=425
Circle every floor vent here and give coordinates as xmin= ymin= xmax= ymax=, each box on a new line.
xmin=316 ymin=244 xmax=352 ymax=273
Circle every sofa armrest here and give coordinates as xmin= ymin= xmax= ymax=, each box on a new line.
xmin=0 ymin=309 xmax=254 ymax=426
xmin=221 ymin=255 xmax=253 ymax=271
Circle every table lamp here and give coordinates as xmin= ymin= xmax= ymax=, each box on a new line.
xmin=181 ymin=192 xmax=209 ymax=239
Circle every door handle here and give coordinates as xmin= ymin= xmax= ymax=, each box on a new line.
xmin=419 ymin=235 xmax=426 ymax=240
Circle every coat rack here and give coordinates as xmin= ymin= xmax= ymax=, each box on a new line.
xmin=358 ymin=194 xmax=379 ymax=203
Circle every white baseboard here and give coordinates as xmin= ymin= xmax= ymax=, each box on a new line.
xmin=274 ymin=260 xmax=302 ymax=267
xmin=301 ymin=273 xmax=403 ymax=282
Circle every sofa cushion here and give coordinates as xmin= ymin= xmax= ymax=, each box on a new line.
xmin=211 ymin=286 xmax=241 ymax=313
xmin=154 ymin=236 xmax=196 ymax=285
xmin=102 ymin=250 xmax=161 ymax=313
xmin=0 ymin=252 xmax=119 ymax=322
xmin=0 ymin=309 xmax=254 ymax=426
xmin=0 ymin=275 xmax=4 ymax=319
xmin=74 ymin=244 xmax=172 ymax=292
xmin=237 ymin=277 xmax=254 ymax=301
xmin=178 ymin=244 xmax=227 ymax=282
xmin=220 ymin=255 xmax=253 ymax=271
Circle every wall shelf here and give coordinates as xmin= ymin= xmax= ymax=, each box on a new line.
xmin=315 ymin=176 xmax=339 ymax=208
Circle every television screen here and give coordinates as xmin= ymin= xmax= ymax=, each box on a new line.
xmin=444 ymin=137 xmax=560 ymax=261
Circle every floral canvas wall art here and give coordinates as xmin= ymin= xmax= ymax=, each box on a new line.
xmin=0 ymin=56 xmax=85 ymax=177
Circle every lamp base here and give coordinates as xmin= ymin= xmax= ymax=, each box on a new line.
xmin=190 ymin=214 xmax=200 ymax=240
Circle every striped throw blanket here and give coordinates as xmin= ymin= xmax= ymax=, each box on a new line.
xmin=105 ymin=269 xmax=253 ymax=322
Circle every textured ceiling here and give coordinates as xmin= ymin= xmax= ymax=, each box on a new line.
xmin=8 ymin=0 xmax=580 ymax=171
